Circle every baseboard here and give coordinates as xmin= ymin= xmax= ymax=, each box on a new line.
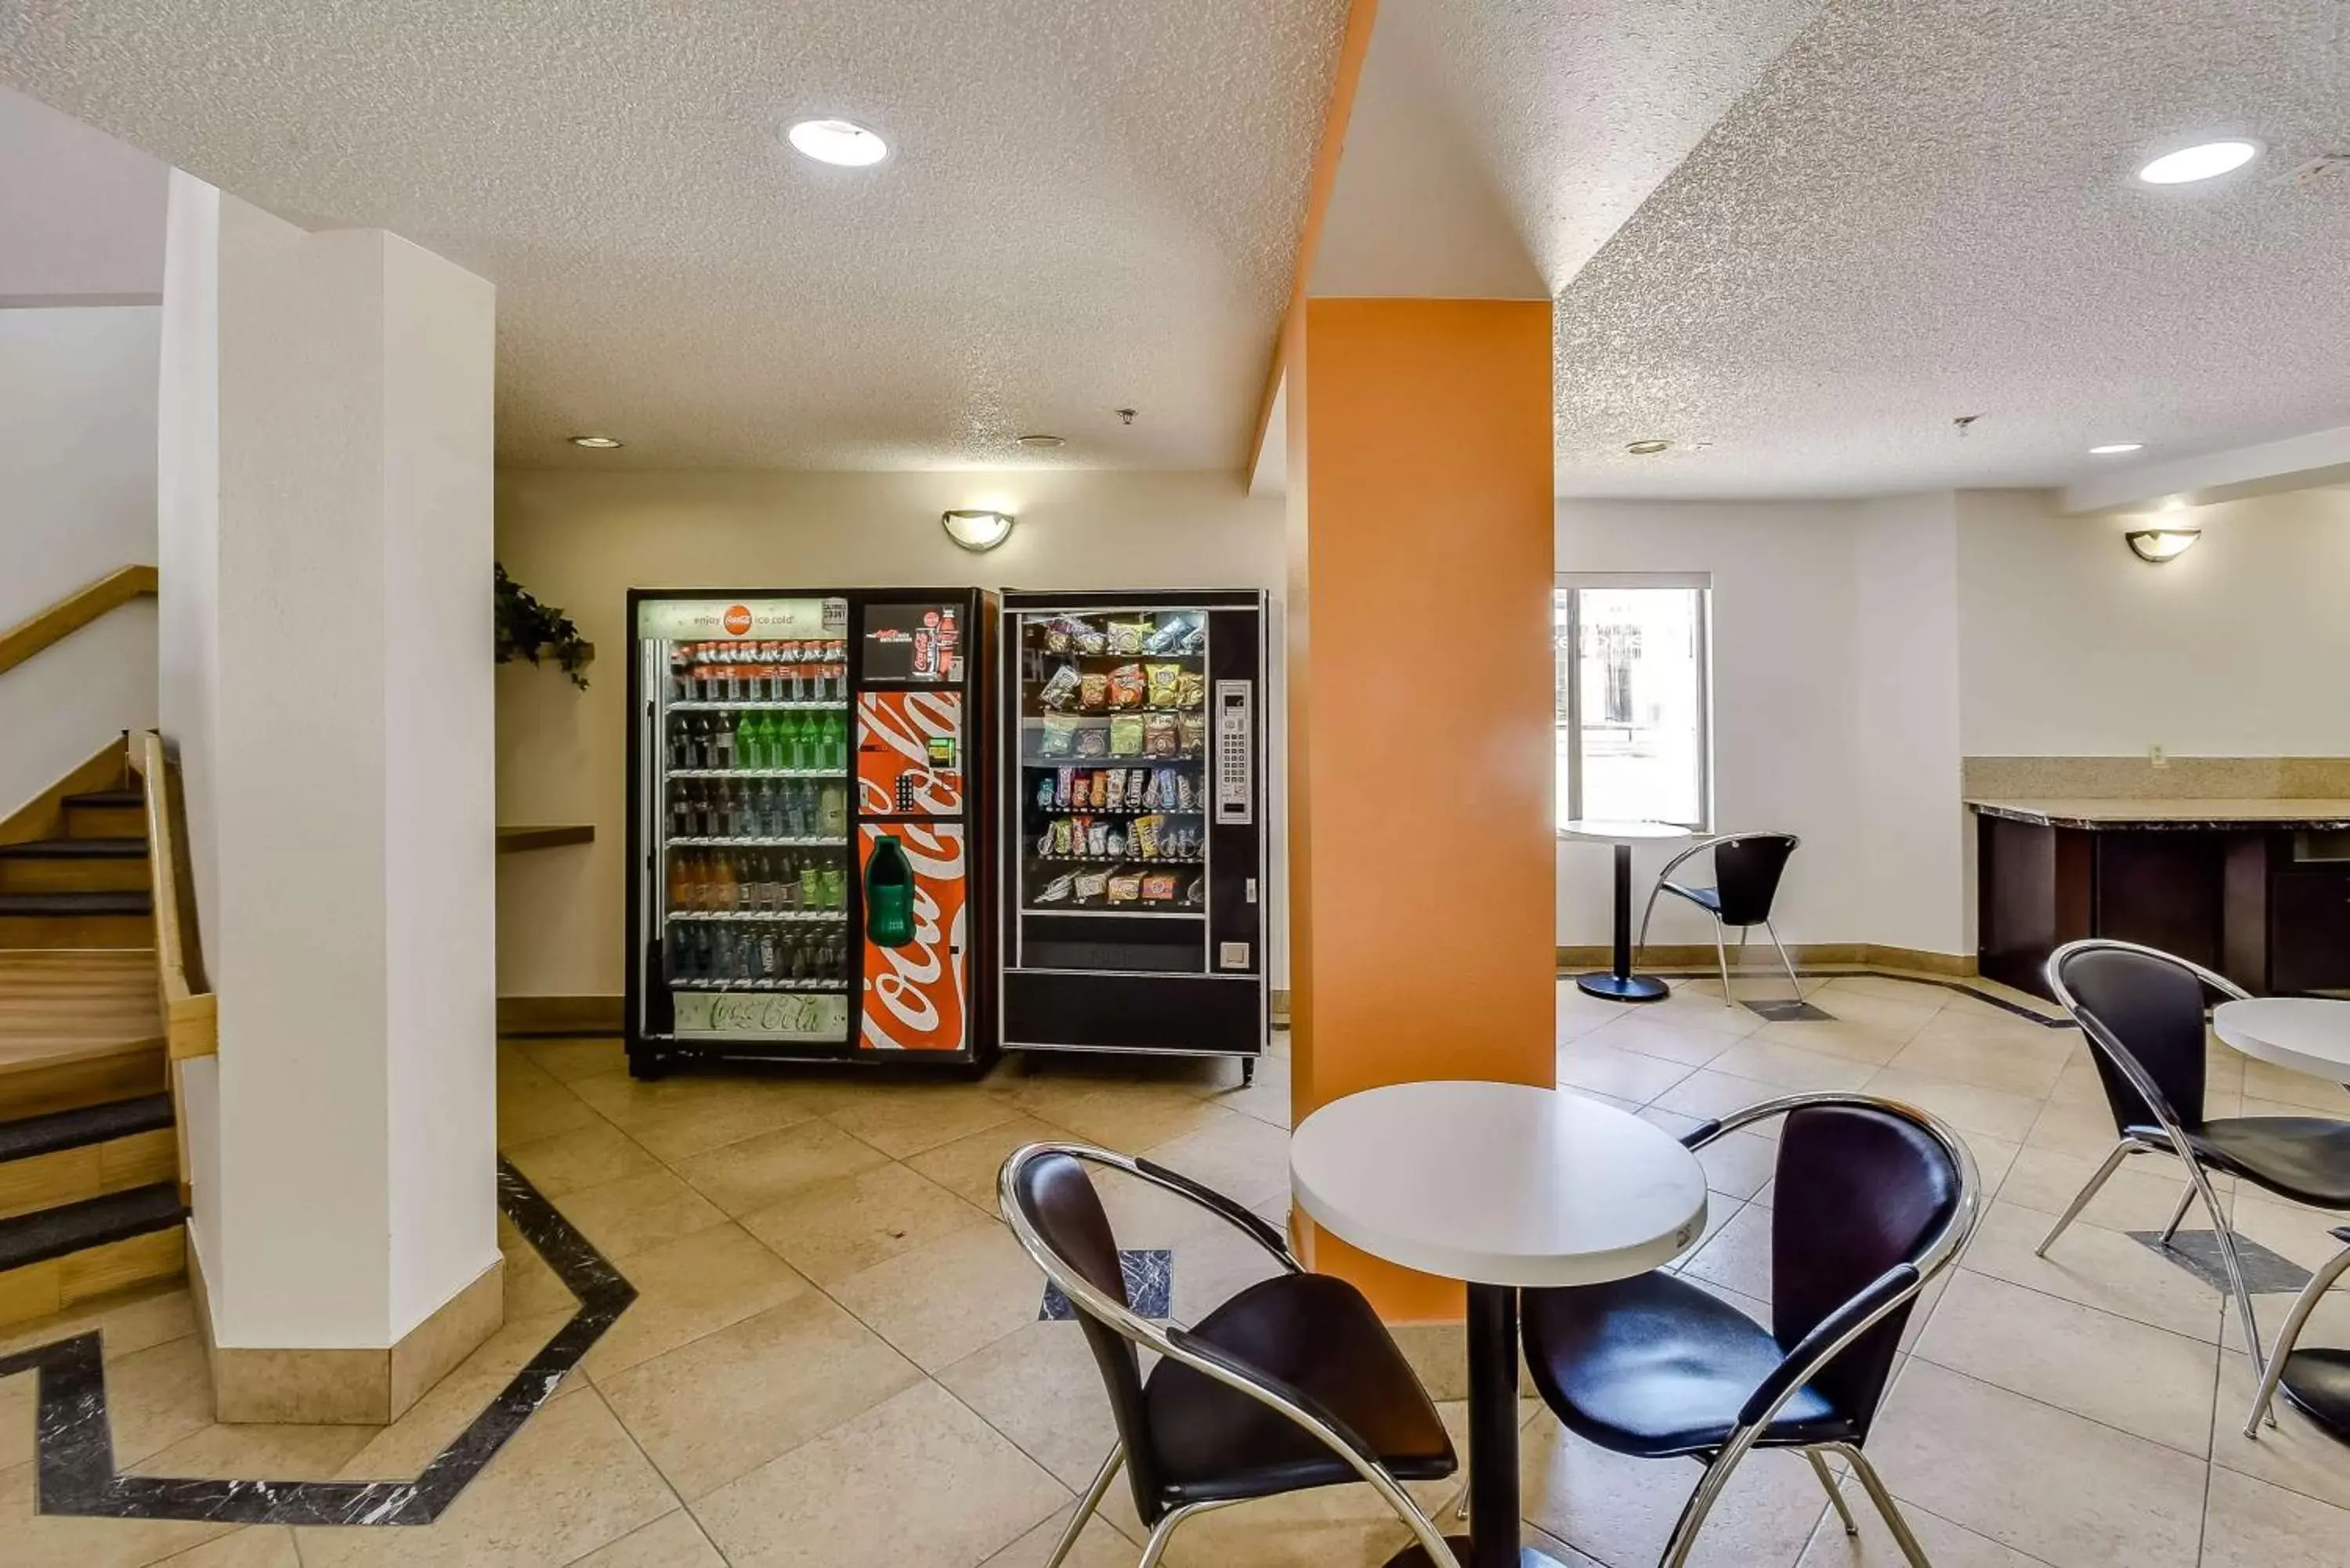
xmin=497 ymin=995 xmax=622 ymax=1036
xmin=1271 ymin=988 xmax=1290 ymax=1028
xmin=193 ymin=1234 xmax=505 ymax=1425
xmin=1555 ymin=943 xmax=1974 ymax=977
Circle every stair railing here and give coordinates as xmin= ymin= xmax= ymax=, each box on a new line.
xmin=127 ymin=732 xmax=215 ymax=1201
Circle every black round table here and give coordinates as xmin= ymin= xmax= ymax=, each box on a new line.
xmin=1560 ymin=820 xmax=1690 ymax=1003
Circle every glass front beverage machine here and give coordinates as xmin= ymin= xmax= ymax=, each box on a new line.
xmin=624 ymin=588 xmax=994 ymax=1077
xmin=996 ymin=590 xmax=1268 ymax=1079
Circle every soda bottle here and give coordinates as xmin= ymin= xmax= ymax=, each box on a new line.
xmin=670 ymin=782 xmax=693 ymax=840
xmin=819 ymin=782 xmax=847 ymax=838
xmin=704 ymin=851 xmax=731 ymax=910
xmin=777 ymin=850 xmax=799 ymax=909
xmin=666 ymin=850 xmax=691 ymax=912
xmin=761 ymin=710 xmax=787 ymax=771
xmin=798 ymin=854 xmax=823 ymax=911
xmin=735 ymin=708 xmax=761 ymax=771
xmin=865 ymin=836 xmax=915 ymax=947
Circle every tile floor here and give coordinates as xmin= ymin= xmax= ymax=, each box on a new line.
xmin=4 ymin=970 xmax=2349 ymax=1566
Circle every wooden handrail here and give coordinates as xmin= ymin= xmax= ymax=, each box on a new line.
xmin=0 ymin=565 xmax=159 ymax=678
xmin=127 ymin=731 xmax=216 ymax=1060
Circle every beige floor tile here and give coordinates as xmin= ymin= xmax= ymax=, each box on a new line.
xmin=598 ymin=1291 xmax=922 ymax=1500
xmin=1521 ymin=1420 xmax=1829 ymax=1568
xmin=497 ymin=1216 xmax=579 ymax=1317
xmin=572 ymin=1075 xmax=817 ymax=1163
xmin=2210 ymin=1342 xmax=2350 ymax=1513
xmin=580 ymin=1224 xmax=812 ymax=1378
xmin=2235 ymin=1058 xmax=2350 ymax=1116
xmin=1884 ymin=1031 xmax=2069 ymax=1100
xmin=1817 ymin=974 xmax=1954 ymax=1010
xmin=2023 ymin=1095 xmax=2130 ymax=1160
xmin=828 ymin=1219 xmax=1051 ymax=1371
xmin=1911 ymin=1270 xmax=2218 ymax=1454
xmin=0 ymin=1458 xmax=236 ymax=1566
xmin=155 ymin=1527 xmax=304 ymax=1566
xmin=104 ymin=1332 xmax=218 ymax=1467
xmin=690 ymin=1379 xmax=1067 ymax=1568
xmin=1681 ymin=1201 xmax=1774 ymax=1302
xmin=336 ymin=1310 xmax=580 ymax=1479
xmin=557 ymin=1169 xmax=729 ymax=1260
xmin=501 ymin=1118 xmax=663 ymax=1198
xmin=1860 ymin=1067 xmax=2044 ymax=1143
xmin=494 ymin=1077 xmax=599 ymax=1145
xmin=519 ymin=1035 xmax=631 ymax=1083
xmin=567 ymin=1508 xmax=727 ymax=1566
xmin=1902 ymin=1006 xmax=2073 ymax=1053
xmin=1005 ymin=1077 xmax=1235 ymax=1153
xmin=1749 ymin=1018 xmax=1918 ymax=1067
xmin=1556 ymin=1040 xmax=1697 ymax=1101
xmin=0 ymin=1281 xmax=197 ymax=1361
xmin=2227 ymin=1192 xmax=2350 ymax=1276
xmin=738 ymin=1160 xmax=996 ymax=1285
xmin=1711 ymin=1039 xmax=1883 ymax=1094
xmin=128 ymin=1418 xmax=378 ymax=1480
xmin=300 ymin=1389 xmax=679 ymax=1568
xmin=1648 ymin=1068 xmax=1789 ymax=1125
xmin=1960 ymin=1200 xmax=2225 ymax=1343
xmin=1139 ymin=1113 xmax=1292 ymax=1209
xmin=1556 ymin=989 xmax=1633 ymax=1041
xmin=1090 ymin=1165 xmax=1238 ymax=1250
xmin=1793 ymin=1485 xmax=2042 ymax=1566
xmin=816 ymin=1082 xmax=1024 ymax=1158
xmin=1806 ymin=988 xmax=1944 ymax=1035
xmin=2200 ymin=1462 xmax=2350 ymax=1568
xmin=1186 ymin=1052 xmax=1292 ymax=1127
xmin=669 ymin=1119 xmax=892 ymax=1216
xmin=936 ymin=1317 xmax=1123 ymax=1489
xmin=904 ymin=1114 xmax=1078 ymax=1211
xmin=1996 ymin=1144 xmax=2211 ymax=1233
xmin=979 ymin=1502 xmax=1148 ymax=1568
xmin=1693 ymin=1126 xmax=1778 ymax=1200
xmin=1585 ymin=1012 xmax=1750 ymax=1068
xmin=1868 ymin=1360 xmax=2206 ymax=1568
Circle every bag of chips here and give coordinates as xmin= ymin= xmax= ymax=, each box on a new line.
xmin=1104 ymin=768 xmax=1126 ymax=809
xmin=1043 ymin=618 xmax=1084 ymax=654
xmin=1107 ymin=664 xmax=1146 ymax=708
xmin=1131 ymin=815 xmax=1161 ymax=858
xmin=1087 ymin=818 xmax=1111 ymax=857
xmin=1175 ymin=670 xmax=1206 ymax=709
xmin=1145 ymin=663 xmax=1181 ymax=706
xmin=1178 ymin=714 xmax=1206 ymax=752
xmin=1050 ymin=818 xmax=1073 ymax=856
xmin=1075 ymin=626 xmax=1109 ymax=656
xmin=1144 ymin=617 xmax=1192 ymax=655
xmin=1108 ymin=620 xmax=1152 ymax=655
xmin=1079 ymin=672 xmax=1109 ymax=711
xmin=1105 ymin=827 xmax=1126 ymax=858
xmin=1075 ymin=869 xmax=1110 ymax=901
xmin=1141 ymin=872 xmax=1179 ymax=901
xmin=1035 ymin=775 xmax=1055 ymax=809
xmin=1076 ymin=722 xmax=1110 ymax=758
xmin=1108 ymin=714 xmax=1144 ymax=755
xmin=1184 ymin=875 xmax=1206 ymax=905
xmin=1090 ymin=770 xmax=1108 ymax=808
xmin=1144 ymin=713 xmax=1179 ymax=757
xmin=1037 ymin=663 xmax=1081 ymax=710
xmin=1129 ymin=767 xmax=1150 ymax=804
xmin=1035 ymin=873 xmax=1074 ymax=904
xmin=1107 ymin=873 xmax=1142 ymax=904
xmin=1175 ymin=770 xmax=1198 ymax=811
xmin=1039 ymin=715 xmax=1078 ymax=758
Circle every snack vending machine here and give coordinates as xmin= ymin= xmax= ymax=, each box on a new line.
xmin=996 ymin=590 xmax=1268 ymax=1078
xmin=625 ymin=588 xmax=995 ymax=1077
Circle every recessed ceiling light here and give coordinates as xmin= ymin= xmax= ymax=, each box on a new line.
xmin=786 ymin=118 xmax=889 ymax=168
xmin=1626 ymin=439 xmax=1672 ymax=456
xmin=2088 ymin=442 xmax=2144 ymax=455
xmin=2137 ymin=140 xmax=2260 ymax=185
xmin=567 ymin=435 xmax=624 ymax=450
xmin=1016 ymin=434 xmax=1065 ymax=449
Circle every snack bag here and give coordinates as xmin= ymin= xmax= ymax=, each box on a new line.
xmin=1108 ymin=620 xmax=1152 ymax=655
xmin=1050 ymin=818 xmax=1073 ymax=856
xmin=1144 ymin=713 xmax=1178 ymax=757
xmin=1087 ymin=818 xmax=1111 ymax=858
xmin=1075 ymin=869 xmax=1110 ymax=901
xmin=1035 ymin=776 xmax=1055 ymax=810
xmin=1079 ymin=672 xmax=1110 ymax=711
xmin=1143 ymin=617 xmax=1190 ymax=654
xmin=1104 ymin=768 xmax=1126 ymax=809
xmin=1175 ymin=670 xmax=1206 ymax=709
xmin=1090 ymin=770 xmax=1108 ymax=808
xmin=1076 ymin=723 xmax=1111 ymax=758
xmin=1039 ymin=715 xmax=1077 ymax=758
xmin=1178 ymin=713 xmax=1206 ymax=752
xmin=1131 ymin=815 xmax=1161 ymax=858
xmin=1037 ymin=663 xmax=1081 ymax=710
xmin=1141 ymin=872 xmax=1178 ymax=901
xmin=1109 ymin=714 xmax=1144 ymax=755
xmin=1107 ymin=873 xmax=1142 ymax=904
xmin=1043 ymin=620 xmax=1075 ymax=655
xmin=1176 ymin=770 xmax=1198 ymax=811
xmin=1129 ymin=767 xmax=1150 ymax=804
xmin=1180 ymin=620 xmax=1208 ymax=653
xmin=1075 ymin=626 xmax=1109 ymax=656
xmin=1055 ymin=766 xmax=1074 ymax=808
xmin=1184 ymin=875 xmax=1206 ymax=905
xmin=1036 ymin=873 xmax=1075 ymax=904
xmin=1145 ymin=663 xmax=1181 ymax=707
xmin=1107 ymin=664 xmax=1146 ymax=708
xmin=1105 ymin=827 xmax=1127 ymax=858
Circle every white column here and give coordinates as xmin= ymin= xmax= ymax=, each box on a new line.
xmin=160 ymin=174 xmax=498 ymax=1352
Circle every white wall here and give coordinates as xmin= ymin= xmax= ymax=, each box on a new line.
xmin=1555 ymin=500 xmax=1867 ymax=949
xmin=0 ymin=88 xmax=166 ymax=304
xmin=494 ymin=469 xmax=1289 ymax=997
xmin=0 ymin=305 xmax=160 ymax=818
xmin=1958 ymin=486 xmax=2350 ymax=758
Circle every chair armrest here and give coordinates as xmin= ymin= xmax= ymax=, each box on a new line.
xmin=1736 ymin=1263 xmax=1918 ymax=1429
xmin=1135 ymin=1157 xmax=1300 ymax=1271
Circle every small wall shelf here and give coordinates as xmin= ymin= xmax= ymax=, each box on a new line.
xmin=497 ymin=825 xmax=596 ymax=854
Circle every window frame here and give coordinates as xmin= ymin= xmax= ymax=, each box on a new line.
xmin=1556 ymin=571 xmax=1715 ymax=832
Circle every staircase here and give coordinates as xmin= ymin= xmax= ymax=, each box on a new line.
xmin=0 ymin=747 xmax=185 ymax=1327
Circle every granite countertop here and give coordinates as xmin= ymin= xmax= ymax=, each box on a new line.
xmin=1967 ymin=798 xmax=2350 ymax=830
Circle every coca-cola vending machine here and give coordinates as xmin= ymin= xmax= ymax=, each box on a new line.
xmin=624 ymin=587 xmax=996 ymax=1077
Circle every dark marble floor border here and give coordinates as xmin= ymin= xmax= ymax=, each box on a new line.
xmin=0 ymin=1158 xmax=633 ymax=1527
xmin=1561 ymin=965 xmax=2077 ymax=1030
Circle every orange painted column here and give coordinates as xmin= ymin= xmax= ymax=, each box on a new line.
xmin=1285 ymin=298 xmax=1557 ymax=1321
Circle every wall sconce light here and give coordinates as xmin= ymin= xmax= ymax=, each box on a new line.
xmin=941 ymin=508 xmax=1015 ymax=552
xmin=2125 ymin=528 xmax=2200 ymax=564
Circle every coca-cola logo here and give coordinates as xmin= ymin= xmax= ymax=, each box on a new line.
xmin=721 ymin=605 xmax=754 ymax=635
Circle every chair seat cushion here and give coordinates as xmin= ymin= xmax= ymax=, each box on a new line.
xmin=1143 ymin=1272 xmax=1455 ymax=1506
xmin=1522 ymin=1271 xmax=1855 ymax=1458
xmin=2152 ymin=1118 xmax=2350 ymax=1209
xmin=1663 ymin=881 xmax=1723 ymax=916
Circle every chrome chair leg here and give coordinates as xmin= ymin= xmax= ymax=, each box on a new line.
xmin=2243 ymin=1237 xmax=2350 ymax=1436
xmin=1831 ymin=1443 xmax=1932 ymax=1568
xmin=1763 ymin=919 xmax=1802 ymax=1003
xmin=1805 ymin=1448 xmax=1858 ymax=1536
xmin=1047 ymin=1443 xmax=1123 ymax=1568
xmin=2156 ymin=1180 xmax=2197 ymax=1247
xmin=1712 ymin=918 xmax=1734 ymax=1006
xmin=2186 ymin=1162 xmax=2272 ymax=1404
xmin=1636 ymin=880 xmax=1669 ymax=966
xmin=1658 ymin=1446 xmax=1747 ymax=1568
xmin=2034 ymin=1139 xmax=2135 ymax=1257
xmin=1133 ymin=1503 xmax=1197 ymax=1568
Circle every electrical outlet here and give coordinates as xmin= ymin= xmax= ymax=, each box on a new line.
xmin=2149 ymin=745 xmax=2169 ymax=769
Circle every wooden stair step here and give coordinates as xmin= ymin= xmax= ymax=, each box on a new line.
xmin=60 ymin=789 xmax=146 ymax=840
xmin=0 ymin=1182 xmax=183 ymax=1272
xmin=0 ymin=889 xmax=155 ymax=948
xmin=0 ymin=1183 xmax=185 ymax=1325
xmin=0 ymin=891 xmax=151 ymax=915
xmin=0 ymin=1094 xmax=175 ymax=1163
xmin=60 ymin=789 xmax=143 ymax=809
xmin=0 ymin=1096 xmax=177 ymax=1223
xmin=0 ymin=950 xmax=168 ymax=1118
xmin=0 ymin=837 xmax=150 ymax=894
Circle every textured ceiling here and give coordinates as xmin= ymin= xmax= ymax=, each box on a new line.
xmin=0 ymin=0 xmax=1346 ymax=471
xmin=1552 ymin=0 xmax=2350 ymax=498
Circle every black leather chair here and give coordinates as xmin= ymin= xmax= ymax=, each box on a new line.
xmin=1635 ymin=833 xmax=1802 ymax=1006
xmin=1520 ymin=1094 xmax=1979 ymax=1568
xmin=2040 ymin=938 xmax=2350 ymax=1436
xmin=1000 ymin=1143 xmax=1458 ymax=1568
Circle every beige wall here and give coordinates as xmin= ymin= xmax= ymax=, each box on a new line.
xmin=494 ymin=468 xmax=1285 ymax=1000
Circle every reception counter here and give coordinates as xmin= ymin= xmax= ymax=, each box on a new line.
xmin=1971 ymin=799 xmax=2350 ymax=999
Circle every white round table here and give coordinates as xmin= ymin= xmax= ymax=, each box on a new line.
xmin=1559 ymin=820 xmax=1693 ymax=1002
xmin=1292 ymin=1081 xmax=1709 ymax=1568
xmin=2214 ymin=998 xmax=2350 ymax=1083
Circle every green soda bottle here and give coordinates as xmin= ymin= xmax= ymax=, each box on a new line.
xmin=865 ymin=836 xmax=916 ymax=948
xmin=735 ymin=708 xmax=763 ymax=771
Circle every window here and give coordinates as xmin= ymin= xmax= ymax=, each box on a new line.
xmin=1555 ymin=574 xmax=1712 ymax=829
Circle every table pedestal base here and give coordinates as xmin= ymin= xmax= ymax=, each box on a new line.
xmin=2280 ymin=1348 xmax=2350 ymax=1442
xmin=1574 ymin=971 xmax=1669 ymax=1002
xmin=1382 ymin=1543 xmax=1575 ymax=1567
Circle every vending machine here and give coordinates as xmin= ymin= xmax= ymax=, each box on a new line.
xmin=624 ymin=588 xmax=995 ymax=1076
xmin=996 ymin=590 xmax=1269 ymax=1078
